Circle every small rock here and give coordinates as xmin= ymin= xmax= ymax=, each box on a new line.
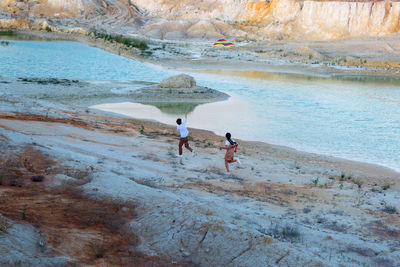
xmin=31 ymin=175 xmax=45 ymax=182
xmin=38 ymin=239 xmax=45 ymax=247
xmin=9 ymin=179 xmax=24 ymax=187
xmin=180 ymin=249 xmax=191 ymax=257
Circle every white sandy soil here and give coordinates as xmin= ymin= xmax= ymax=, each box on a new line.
xmin=0 ymin=77 xmax=399 ymax=266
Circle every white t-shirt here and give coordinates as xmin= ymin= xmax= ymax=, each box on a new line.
xmin=225 ymin=139 xmax=236 ymax=146
xmin=177 ymin=119 xmax=189 ymax=138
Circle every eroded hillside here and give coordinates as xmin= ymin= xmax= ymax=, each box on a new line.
xmin=1 ymin=0 xmax=400 ymax=40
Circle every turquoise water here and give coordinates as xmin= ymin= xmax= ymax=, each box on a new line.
xmin=2 ymin=40 xmax=400 ymax=171
xmin=0 ymin=40 xmax=172 ymax=81
xmin=188 ymin=72 xmax=400 ymax=172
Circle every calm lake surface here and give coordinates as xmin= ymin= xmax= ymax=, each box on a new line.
xmin=2 ymin=40 xmax=400 ymax=171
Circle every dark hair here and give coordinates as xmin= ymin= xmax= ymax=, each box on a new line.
xmin=176 ymin=118 xmax=182 ymax=125
xmin=225 ymin=132 xmax=236 ymax=145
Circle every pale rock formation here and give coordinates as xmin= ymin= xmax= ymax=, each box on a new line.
xmin=0 ymin=18 xmax=31 ymax=29
xmin=296 ymin=0 xmax=400 ymax=39
xmin=0 ymin=0 xmax=96 ymax=17
xmin=186 ymin=20 xmax=222 ymax=39
xmin=0 ymin=17 xmax=88 ymax=33
xmin=131 ymin=74 xmax=229 ymax=102
xmin=239 ymin=0 xmax=400 ymax=39
xmin=2 ymin=0 xmax=400 ymax=40
xmin=133 ymin=0 xmax=400 ymax=40
xmin=129 ymin=0 xmax=249 ymax=21
xmin=158 ymin=74 xmax=196 ymax=89
xmin=141 ymin=20 xmax=192 ymax=39
xmin=0 ymin=216 xmax=72 ymax=265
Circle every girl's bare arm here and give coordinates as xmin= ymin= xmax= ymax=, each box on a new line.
xmin=221 ymin=145 xmax=237 ymax=150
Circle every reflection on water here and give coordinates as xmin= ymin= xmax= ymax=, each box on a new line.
xmin=96 ymin=68 xmax=400 ymax=172
xmin=183 ymin=69 xmax=400 ymax=171
xmin=92 ymin=95 xmax=255 ymax=138
xmin=0 ymin=32 xmax=62 ymax=41
xmin=332 ymin=75 xmax=400 ymax=85
xmin=190 ymin=68 xmax=400 ymax=86
xmin=141 ymin=102 xmax=200 ymax=115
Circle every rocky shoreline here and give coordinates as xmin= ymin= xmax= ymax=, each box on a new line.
xmin=1 ymin=27 xmax=400 ymax=266
xmin=1 ymin=1 xmax=400 ymax=264
xmin=3 ymin=29 xmax=400 ymax=80
xmin=1 ymin=66 xmax=399 ymax=265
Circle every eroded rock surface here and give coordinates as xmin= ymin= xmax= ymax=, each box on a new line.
xmin=0 ymin=77 xmax=399 ymax=266
xmin=158 ymin=74 xmax=196 ymax=88
xmin=2 ymin=0 xmax=400 ymax=40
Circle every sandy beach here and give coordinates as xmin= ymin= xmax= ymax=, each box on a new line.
xmin=0 ymin=75 xmax=399 ymax=266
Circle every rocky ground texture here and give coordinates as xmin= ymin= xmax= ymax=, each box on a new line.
xmin=0 ymin=76 xmax=399 ymax=266
xmin=1 ymin=1 xmax=400 ymax=265
xmin=3 ymin=0 xmax=400 ymax=40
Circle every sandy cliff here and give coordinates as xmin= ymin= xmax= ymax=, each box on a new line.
xmin=1 ymin=0 xmax=400 ymax=40
xmin=244 ymin=0 xmax=400 ymax=39
xmin=0 ymin=0 xmax=98 ymax=17
xmin=131 ymin=0 xmax=400 ymax=40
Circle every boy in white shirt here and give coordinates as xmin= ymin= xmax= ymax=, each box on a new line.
xmin=176 ymin=112 xmax=194 ymax=157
